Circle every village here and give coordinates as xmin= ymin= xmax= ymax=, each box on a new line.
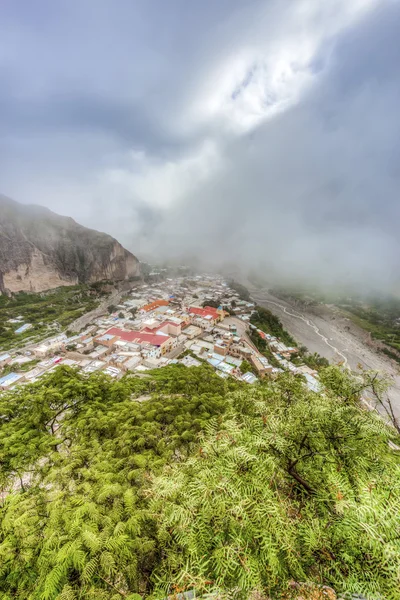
xmin=0 ymin=275 xmax=321 ymax=392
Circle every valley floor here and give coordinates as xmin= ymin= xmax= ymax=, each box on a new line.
xmin=248 ymin=284 xmax=400 ymax=417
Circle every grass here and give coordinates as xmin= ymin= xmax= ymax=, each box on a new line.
xmin=1 ymin=359 xmax=40 ymax=376
xmin=0 ymin=284 xmax=105 ymax=351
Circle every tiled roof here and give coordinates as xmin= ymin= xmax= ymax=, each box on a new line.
xmin=106 ymin=327 xmax=170 ymax=346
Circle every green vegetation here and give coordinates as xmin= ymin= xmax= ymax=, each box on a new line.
xmin=0 ymin=285 xmax=103 ymax=350
xmin=1 ymin=364 xmax=400 ymax=599
xmin=202 ymin=299 xmax=220 ymax=309
xmin=251 ymin=306 xmax=296 ymax=346
xmin=251 ymin=307 xmax=329 ymax=371
xmin=249 ymin=328 xmax=281 ymax=369
xmin=228 ymin=280 xmax=251 ymax=301
xmin=240 ymin=359 xmax=256 ymax=374
xmin=340 ymin=298 xmax=400 ymax=360
xmin=0 ymin=359 xmax=40 ymax=376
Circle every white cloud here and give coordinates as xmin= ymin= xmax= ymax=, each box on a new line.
xmin=101 ymin=139 xmax=223 ymax=210
xmin=183 ymin=0 xmax=379 ymax=135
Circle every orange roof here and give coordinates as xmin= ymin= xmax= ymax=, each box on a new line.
xmin=142 ymin=299 xmax=169 ymax=312
xmin=189 ymin=306 xmax=219 ymax=320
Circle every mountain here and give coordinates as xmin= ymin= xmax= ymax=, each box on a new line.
xmin=0 ymin=195 xmax=140 ymax=293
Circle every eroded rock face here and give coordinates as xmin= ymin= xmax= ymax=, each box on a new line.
xmin=0 ymin=195 xmax=141 ymax=293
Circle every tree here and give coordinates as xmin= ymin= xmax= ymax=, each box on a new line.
xmin=150 ymin=368 xmax=400 ymax=599
xmin=1 ymin=365 xmax=400 ymax=599
xmin=240 ymin=359 xmax=255 ymax=375
xmin=0 ymin=365 xmax=234 ymax=598
xmin=118 ymin=312 xmax=125 ymax=319
xmin=202 ymin=299 xmax=220 ymax=309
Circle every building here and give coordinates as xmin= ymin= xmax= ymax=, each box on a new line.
xmin=181 ymin=355 xmax=201 ymax=368
xmin=15 ymin=323 xmax=33 ymax=334
xmin=214 ymin=340 xmax=230 ymax=356
xmin=124 ymin=356 xmax=142 ymax=371
xmin=140 ymin=299 xmax=169 ymax=314
xmin=94 ymin=333 xmax=120 ymax=350
xmin=105 ymin=327 xmax=173 ymax=356
xmin=182 ymin=324 xmax=202 ymax=339
xmin=141 ymin=320 xmax=182 ymax=337
xmin=103 ymin=366 xmax=121 ymax=378
xmin=0 ymin=372 xmax=23 ymax=389
xmin=34 ymin=340 xmax=64 ymax=358
xmin=250 ymin=354 xmax=273 ymax=377
xmin=0 ymin=353 xmax=11 ymax=367
xmin=81 ymin=360 xmax=106 ymax=374
xmin=88 ymin=346 xmax=109 ymax=360
xmin=188 ymin=306 xmax=224 ymax=325
xmin=241 ymin=372 xmax=258 ymax=384
xmin=229 ymin=343 xmax=253 ymax=360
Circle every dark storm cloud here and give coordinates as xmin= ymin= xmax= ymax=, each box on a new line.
xmin=0 ymin=0 xmax=399 ymax=289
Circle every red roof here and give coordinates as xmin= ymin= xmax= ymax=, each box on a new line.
xmin=106 ymin=327 xmax=170 ymax=347
xmin=159 ymin=320 xmax=180 ymax=329
xmin=188 ymin=306 xmax=219 ymax=320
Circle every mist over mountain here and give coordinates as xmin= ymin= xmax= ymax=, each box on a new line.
xmin=0 ymin=1 xmax=399 ymax=290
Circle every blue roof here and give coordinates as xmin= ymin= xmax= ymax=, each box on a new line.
xmin=0 ymin=372 xmax=20 ymax=384
xmin=207 ymin=358 xmax=221 ymax=368
xmin=15 ymin=323 xmax=32 ymax=334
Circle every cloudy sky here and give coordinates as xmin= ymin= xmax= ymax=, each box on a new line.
xmin=1 ymin=0 xmax=399 ymax=288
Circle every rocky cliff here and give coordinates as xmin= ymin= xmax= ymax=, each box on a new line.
xmin=0 ymin=195 xmax=141 ymax=293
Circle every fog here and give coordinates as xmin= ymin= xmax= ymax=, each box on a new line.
xmin=1 ymin=0 xmax=399 ymax=290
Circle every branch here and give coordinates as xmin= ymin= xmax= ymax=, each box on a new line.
xmin=98 ymin=575 xmax=128 ymax=597
xmin=287 ymin=466 xmax=316 ymax=495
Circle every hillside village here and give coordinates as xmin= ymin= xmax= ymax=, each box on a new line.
xmin=0 ymin=275 xmax=321 ymax=391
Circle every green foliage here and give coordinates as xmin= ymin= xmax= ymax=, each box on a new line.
xmin=240 ymin=360 xmax=256 ymax=375
xmin=202 ymin=299 xmax=220 ymax=309
xmin=118 ymin=312 xmax=125 ymax=319
xmin=151 ymin=369 xmax=400 ymax=599
xmin=107 ymin=304 xmax=117 ymax=314
xmin=249 ymin=330 xmax=281 ymax=369
xmin=0 ymin=286 xmax=101 ymax=350
xmin=299 ymin=351 xmax=330 ymax=370
xmin=251 ymin=308 xmax=329 ymax=371
xmin=1 ymin=359 xmax=40 ymax=376
xmin=228 ymin=280 xmax=251 ymax=301
xmin=251 ymin=307 xmax=296 ymax=346
xmin=1 ymin=364 xmax=400 ymax=599
xmin=0 ymin=364 xmax=234 ymax=598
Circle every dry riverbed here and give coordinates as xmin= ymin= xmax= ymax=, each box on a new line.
xmin=248 ymin=285 xmax=400 ymax=416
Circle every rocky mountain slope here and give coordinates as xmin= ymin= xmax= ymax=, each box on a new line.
xmin=0 ymin=195 xmax=140 ymax=293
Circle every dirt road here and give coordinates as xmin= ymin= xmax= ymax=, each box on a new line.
xmin=249 ymin=286 xmax=400 ymax=416
xmin=69 ymin=290 xmax=122 ymax=333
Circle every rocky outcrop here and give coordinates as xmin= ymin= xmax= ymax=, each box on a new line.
xmin=0 ymin=195 xmax=141 ymax=293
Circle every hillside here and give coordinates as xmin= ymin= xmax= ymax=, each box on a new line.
xmin=0 ymin=195 xmax=140 ymax=293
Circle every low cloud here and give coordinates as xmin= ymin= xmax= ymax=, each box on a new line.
xmin=0 ymin=0 xmax=399 ymax=290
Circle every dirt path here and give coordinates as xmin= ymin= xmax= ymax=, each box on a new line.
xmin=249 ymin=285 xmax=400 ymax=416
xmin=69 ymin=290 xmax=122 ymax=332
